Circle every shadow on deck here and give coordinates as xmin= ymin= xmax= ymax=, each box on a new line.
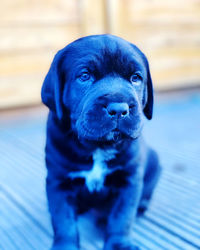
xmin=0 ymin=91 xmax=200 ymax=250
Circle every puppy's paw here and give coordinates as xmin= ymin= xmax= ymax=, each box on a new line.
xmin=104 ymin=236 xmax=140 ymax=250
xmin=51 ymin=242 xmax=79 ymax=250
xmin=137 ymin=198 xmax=149 ymax=216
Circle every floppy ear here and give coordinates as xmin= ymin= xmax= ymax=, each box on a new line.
xmin=143 ymin=56 xmax=154 ymax=120
xmin=130 ymin=43 xmax=154 ymax=120
xmin=41 ymin=50 xmax=65 ymax=120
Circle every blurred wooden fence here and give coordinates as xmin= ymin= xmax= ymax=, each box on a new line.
xmin=0 ymin=0 xmax=200 ymax=109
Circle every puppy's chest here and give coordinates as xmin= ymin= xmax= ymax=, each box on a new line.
xmin=68 ymin=148 xmax=123 ymax=192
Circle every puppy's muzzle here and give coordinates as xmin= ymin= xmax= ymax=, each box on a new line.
xmin=106 ymin=102 xmax=129 ymax=118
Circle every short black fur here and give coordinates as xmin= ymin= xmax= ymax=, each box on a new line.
xmin=41 ymin=34 xmax=161 ymax=250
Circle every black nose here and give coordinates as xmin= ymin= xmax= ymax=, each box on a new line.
xmin=106 ymin=103 xmax=129 ymax=118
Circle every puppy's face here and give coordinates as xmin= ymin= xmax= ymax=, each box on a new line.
xmin=42 ymin=35 xmax=153 ymax=144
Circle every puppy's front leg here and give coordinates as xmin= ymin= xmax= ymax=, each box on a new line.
xmin=46 ymin=176 xmax=79 ymax=250
xmin=104 ymin=175 xmax=143 ymax=250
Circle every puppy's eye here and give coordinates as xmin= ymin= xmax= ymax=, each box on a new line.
xmin=79 ymin=72 xmax=91 ymax=82
xmin=130 ymin=73 xmax=143 ymax=85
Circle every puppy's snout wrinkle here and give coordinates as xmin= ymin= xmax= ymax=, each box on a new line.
xmin=106 ymin=102 xmax=129 ymax=118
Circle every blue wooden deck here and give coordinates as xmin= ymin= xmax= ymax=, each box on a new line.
xmin=0 ymin=91 xmax=200 ymax=250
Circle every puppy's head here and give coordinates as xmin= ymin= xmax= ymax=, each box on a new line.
xmin=42 ymin=35 xmax=153 ymax=144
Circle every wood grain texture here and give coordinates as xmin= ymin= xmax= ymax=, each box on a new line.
xmin=0 ymin=0 xmax=200 ymax=108
xmin=108 ymin=0 xmax=200 ymax=90
xmin=0 ymin=0 xmax=80 ymax=109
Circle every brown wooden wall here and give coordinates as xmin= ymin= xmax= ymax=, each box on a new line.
xmin=107 ymin=0 xmax=200 ymax=91
xmin=0 ymin=0 xmax=200 ymax=109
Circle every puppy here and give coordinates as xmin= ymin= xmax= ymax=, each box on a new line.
xmin=41 ymin=34 xmax=161 ymax=250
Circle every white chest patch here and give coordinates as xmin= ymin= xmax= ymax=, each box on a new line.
xmin=68 ymin=148 xmax=121 ymax=192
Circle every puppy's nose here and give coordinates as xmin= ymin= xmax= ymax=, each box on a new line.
xmin=106 ymin=103 xmax=129 ymax=118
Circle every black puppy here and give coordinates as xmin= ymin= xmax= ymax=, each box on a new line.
xmin=41 ymin=34 xmax=161 ymax=250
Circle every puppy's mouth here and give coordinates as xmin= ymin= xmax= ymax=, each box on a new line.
xmin=75 ymin=110 xmax=142 ymax=145
xmin=106 ymin=128 xmax=124 ymax=142
xmin=78 ymin=127 xmax=134 ymax=147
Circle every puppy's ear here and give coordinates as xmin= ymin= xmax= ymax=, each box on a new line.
xmin=130 ymin=43 xmax=154 ymax=120
xmin=41 ymin=50 xmax=65 ymax=120
xmin=143 ymin=56 xmax=153 ymax=120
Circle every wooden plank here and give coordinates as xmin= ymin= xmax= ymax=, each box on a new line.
xmin=0 ymin=74 xmax=43 ymax=109
xmin=0 ymin=25 xmax=79 ymax=52
xmin=0 ymin=0 xmax=79 ymax=23
xmin=0 ymin=52 xmax=52 ymax=76
xmin=0 ymin=193 xmax=51 ymax=250
xmin=79 ymin=0 xmax=106 ymax=35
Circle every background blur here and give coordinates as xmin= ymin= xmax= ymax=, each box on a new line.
xmin=0 ymin=0 xmax=200 ymax=109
